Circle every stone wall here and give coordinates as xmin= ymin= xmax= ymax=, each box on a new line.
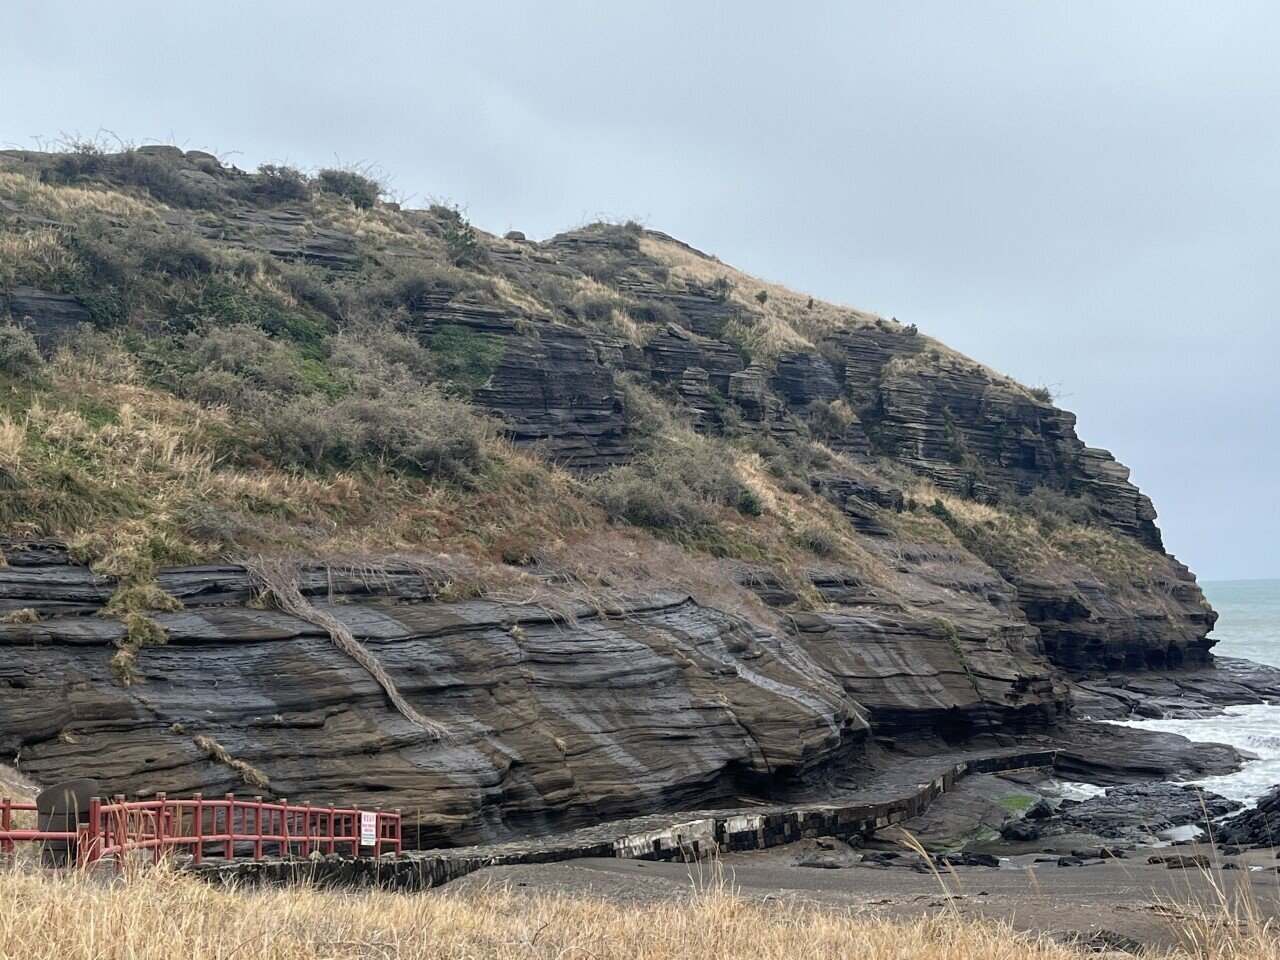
xmin=184 ymin=749 xmax=1056 ymax=891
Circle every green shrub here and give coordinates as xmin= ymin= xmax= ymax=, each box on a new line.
xmin=800 ymin=525 xmax=839 ymax=557
xmin=260 ymin=389 xmax=493 ymax=481
xmin=327 ymin=326 xmax=434 ymax=390
xmin=428 ymin=324 xmax=505 ymax=394
xmin=45 ymin=140 xmax=109 ymax=182
xmin=251 ymin=164 xmax=312 ymax=204
xmin=588 ymin=436 xmax=757 ymax=531
xmin=432 ymin=206 xmax=487 ymax=267
xmin=0 ymin=324 xmax=44 ymax=377
xmin=110 ymin=149 xmax=225 ymax=209
xmin=176 ymin=323 xmax=326 ymax=399
xmin=317 ymin=168 xmax=381 ymax=209
xmin=276 ymin=263 xmax=343 ymax=320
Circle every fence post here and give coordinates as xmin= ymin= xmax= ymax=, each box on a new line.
xmin=154 ymin=793 xmax=167 ymax=864
xmin=326 ymin=804 xmax=336 ymax=855
xmin=81 ymin=796 xmax=101 ymax=866
xmin=1 ymin=797 xmax=11 ymax=862
xmin=252 ymin=796 xmax=264 ymax=860
xmin=225 ymin=794 xmax=235 ymax=861
xmin=301 ymin=802 xmax=312 ymax=858
xmin=394 ymin=808 xmax=402 ymax=856
xmin=114 ymin=795 xmax=127 ymax=871
xmin=279 ymin=798 xmax=289 ymax=858
xmin=192 ymin=794 xmax=203 ymax=865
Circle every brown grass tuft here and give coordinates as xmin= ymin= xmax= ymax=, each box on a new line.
xmin=0 ymin=865 xmax=1275 ymax=960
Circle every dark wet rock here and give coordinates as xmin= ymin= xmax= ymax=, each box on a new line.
xmin=1147 ymin=854 xmax=1209 ymax=869
xmin=1071 ymin=847 xmax=1127 ymax=860
xmin=1040 ymin=783 xmax=1240 ymax=842
xmin=1002 ymin=820 xmax=1042 ymax=842
xmin=1025 ymin=798 xmax=1055 ymax=820
xmin=862 ymin=851 xmax=902 ymax=863
xmin=936 ymin=851 xmax=1000 ymax=868
xmin=1217 ymin=784 xmax=1280 ymax=847
xmin=1037 ymin=722 xmax=1242 ymax=786
xmin=796 ymin=856 xmax=848 ymax=869
xmin=1071 ymin=658 xmax=1280 ymax=720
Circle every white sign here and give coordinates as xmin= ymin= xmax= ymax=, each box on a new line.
xmin=359 ymin=811 xmax=377 ymax=847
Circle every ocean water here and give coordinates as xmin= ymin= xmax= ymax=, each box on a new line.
xmin=1108 ymin=579 xmax=1280 ymax=804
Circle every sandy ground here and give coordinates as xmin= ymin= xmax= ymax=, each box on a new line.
xmin=446 ymin=769 xmax=1280 ymax=950
xmin=448 ymin=851 xmax=1280 ymax=949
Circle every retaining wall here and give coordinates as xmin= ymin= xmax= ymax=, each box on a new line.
xmin=185 ymin=749 xmax=1056 ymax=891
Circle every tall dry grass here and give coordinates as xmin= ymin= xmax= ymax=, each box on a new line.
xmin=7 ymin=863 xmax=1268 ymax=960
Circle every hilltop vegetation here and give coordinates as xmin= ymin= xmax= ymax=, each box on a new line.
xmin=0 ymin=142 xmax=1206 ymax=666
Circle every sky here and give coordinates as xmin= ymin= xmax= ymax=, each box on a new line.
xmin=3 ymin=2 xmax=1277 ymax=580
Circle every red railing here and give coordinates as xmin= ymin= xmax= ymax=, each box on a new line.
xmin=1 ymin=793 xmax=402 ymax=867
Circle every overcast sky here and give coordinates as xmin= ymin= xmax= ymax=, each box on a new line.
xmin=3 ymin=2 xmax=1276 ymax=580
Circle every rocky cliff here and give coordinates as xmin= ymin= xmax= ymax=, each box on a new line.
xmin=0 ymin=144 xmax=1221 ymax=844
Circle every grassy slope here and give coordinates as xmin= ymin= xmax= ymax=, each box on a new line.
xmin=0 ymin=147 xmax=1178 ymax=620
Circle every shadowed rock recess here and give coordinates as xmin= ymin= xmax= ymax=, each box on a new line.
xmin=0 ymin=146 xmax=1232 ymax=848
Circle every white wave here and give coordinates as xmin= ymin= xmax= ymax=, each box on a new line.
xmin=1106 ymin=703 xmax=1280 ymax=805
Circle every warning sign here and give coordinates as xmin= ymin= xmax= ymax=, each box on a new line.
xmin=360 ymin=811 xmax=377 ymax=847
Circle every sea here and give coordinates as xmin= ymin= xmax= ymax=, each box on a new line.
xmin=1108 ymin=578 xmax=1280 ymax=805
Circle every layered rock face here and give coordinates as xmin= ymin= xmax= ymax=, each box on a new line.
xmin=0 ymin=542 xmax=1077 ymax=845
xmin=0 ymin=147 xmax=1225 ymax=845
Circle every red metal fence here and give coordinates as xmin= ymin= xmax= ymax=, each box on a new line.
xmin=1 ymin=793 xmax=402 ymax=867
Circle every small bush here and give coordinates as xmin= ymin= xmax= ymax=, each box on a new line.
xmin=46 ymin=141 xmax=109 ymax=182
xmin=317 ymin=168 xmax=381 ymax=209
xmin=588 ymin=436 xmax=758 ymax=531
xmin=111 ymin=150 xmax=225 ymax=209
xmin=251 ymin=164 xmax=312 ymax=204
xmin=0 ymin=325 xmax=44 ymax=377
xmin=175 ymin=324 xmax=329 ymax=400
xmin=428 ymin=324 xmax=505 ymax=394
xmin=378 ymin=263 xmax=473 ymax=309
xmin=430 ymin=205 xmax=487 ymax=267
xmin=327 ymin=325 xmax=434 ymax=390
xmin=800 ymin=525 xmax=839 ymax=557
xmin=260 ymin=389 xmax=493 ymax=481
xmin=276 ymin=263 xmax=343 ymax=320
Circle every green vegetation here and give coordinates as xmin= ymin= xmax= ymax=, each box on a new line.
xmin=0 ymin=143 xmax=1185 ymax=634
xmin=428 ymin=324 xmax=505 ymax=394
xmin=997 ymin=794 xmax=1037 ymax=812
xmin=315 ymin=167 xmax=381 ymax=209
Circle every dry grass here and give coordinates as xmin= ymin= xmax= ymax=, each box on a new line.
xmin=192 ymin=735 xmax=271 ymax=790
xmin=0 ymin=764 xmax=36 ymax=804
xmin=0 ymin=170 xmax=160 ymax=222
xmin=640 ymin=234 xmax=877 ymax=358
xmin=1 ymin=864 xmax=1277 ymax=960
xmin=7 ymin=864 xmax=1271 ymax=960
xmin=0 ymin=227 xmax=77 ymax=288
